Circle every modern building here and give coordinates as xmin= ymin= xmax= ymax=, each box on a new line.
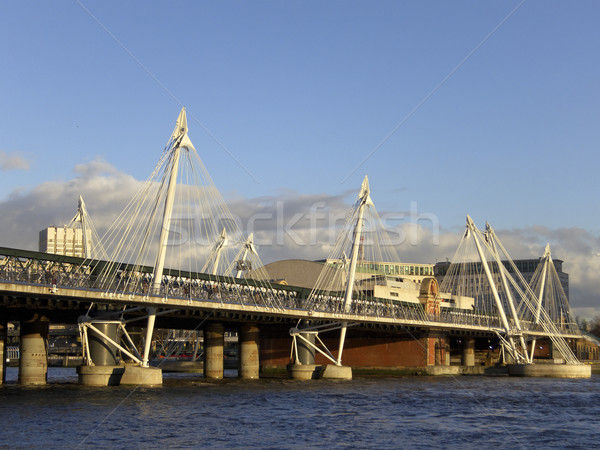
xmin=434 ymin=258 xmax=569 ymax=299
xmin=39 ymin=226 xmax=92 ymax=258
xmin=38 ymin=196 xmax=98 ymax=259
xmin=327 ymin=259 xmax=435 ymax=281
xmin=257 ymin=259 xmax=435 ymax=290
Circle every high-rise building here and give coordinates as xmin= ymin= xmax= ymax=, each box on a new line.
xmin=39 ymin=226 xmax=92 ymax=258
xmin=39 ymin=196 xmax=98 ymax=259
xmin=434 ymin=258 xmax=569 ymax=299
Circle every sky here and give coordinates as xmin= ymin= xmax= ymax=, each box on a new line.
xmin=1 ymin=1 xmax=600 ymax=317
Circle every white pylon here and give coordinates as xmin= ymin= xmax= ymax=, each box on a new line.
xmin=530 ymin=243 xmax=550 ymax=361
xmin=235 ymin=233 xmax=256 ymax=278
xmin=142 ymin=107 xmax=195 ymax=367
xmin=466 ymin=216 xmax=525 ymax=363
xmin=337 ymin=175 xmax=372 ymax=366
xmin=202 ymin=228 xmax=228 ymax=276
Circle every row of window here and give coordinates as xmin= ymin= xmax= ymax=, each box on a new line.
xmin=356 ymin=263 xmax=433 ymax=276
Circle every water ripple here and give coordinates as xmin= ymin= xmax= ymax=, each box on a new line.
xmin=1 ymin=368 xmax=599 ymax=449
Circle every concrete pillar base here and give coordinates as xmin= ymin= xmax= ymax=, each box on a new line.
xmin=120 ymin=365 xmax=163 ymax=385
xmin=426 ymin=365 xmax=461 ymax=376
xmin=205 ymin=323 xmax=224 ymax=379
xmin=77 ymin=365 xmax=163 ymax=385
xmin=321 ymin=364 xmax=352 ymax=380
xmin=462 ymin=338 xmax=475 ymax=366
xmin=88 ymin=321 xmax=120 ymax=366
xmin=298 ymin=331 xmax=316 ymax=365
xmin=77 ymin=365 xmax=125 ymax=386
xmin=508 ymin=363 xmax=591 ymax=378
xmin=19 ymin=315 xmax=49 ymax=386
xmin=287 ymin=363 xmax=322 ymax=380
xmin=239 ymin=324 xmax=260 ymax=379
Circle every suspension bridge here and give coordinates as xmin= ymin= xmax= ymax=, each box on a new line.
xmin=0 ymin=108 xmax=589 ymax=385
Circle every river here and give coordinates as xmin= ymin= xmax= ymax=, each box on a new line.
xmin=1 ymin=367 xmax=599 ymax=448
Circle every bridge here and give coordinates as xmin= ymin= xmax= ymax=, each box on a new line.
xmin=0 ymin=108 xmax=588 ymax=385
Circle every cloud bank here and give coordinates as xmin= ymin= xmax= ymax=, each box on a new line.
xmin=0 ymin=160 xmax=598 ymax=318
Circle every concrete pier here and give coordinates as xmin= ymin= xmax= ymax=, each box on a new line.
xmin=239 ymin=324 xmax=260 ymax=379
xmin=0 ymin=323 xmax=6 ymax=384
xmin=287 ymin=363 xmax=322 ymax=380
xmin=78 ymin=320 xmax=122 ymax=386
xmin=424 ymin=332 xmax=447 ymax=367
xmin=88 ymin=322 xmax=120 ymax=366
xmin=77 ymin=363 xmax=163 ymax=386
xmin=19 ymin=315 xmax=49 ymax=386
xmin=321 ymin=364 xmax=352 ymax=379
xmin=508 ymin=363 xmax=591 ymax=378
xmin=120 ymin=364 xmax=163 ymax=385
xmin=205 ymin=322 xmax=224 ymax=379
xmin=288 ymin=330 xmax=322 ymax=380
xmin=77 ymin=365 xmax=124 ymax=386
xmin=462 ymin=338 xmax=475 ymax=366
xmin=298 ymin=331 xmax=316 ymax=365
xmin=79 ymin=319 xmax=162 ymax=386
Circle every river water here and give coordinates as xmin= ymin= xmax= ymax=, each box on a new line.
xmin=1 ymin=367 xmax=599 ymax=449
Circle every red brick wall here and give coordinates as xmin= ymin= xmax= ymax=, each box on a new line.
xmin=259 ymin=325 xmax=430 ymax=368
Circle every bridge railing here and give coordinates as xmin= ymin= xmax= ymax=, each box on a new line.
xmin=0 ymin=257 xmax=521 ymax=330
xmin=306 ymin=293 xmax=503 ymax=329
xmin=0 ymin=248 xmax=573 ymax=333
xmin=0 ymin=248 xmax=307 ymax=310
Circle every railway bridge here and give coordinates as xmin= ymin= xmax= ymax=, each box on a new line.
xmin=0 ymin=108 xmax=589 ymax=385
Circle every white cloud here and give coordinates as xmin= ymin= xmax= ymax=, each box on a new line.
xmin=1 ymin=161 xmax=599 ymax=319
xmin=0 ymin=150 xmax=31 ymax=171
xmin=0 ymin=159 xmax=141 ymax=250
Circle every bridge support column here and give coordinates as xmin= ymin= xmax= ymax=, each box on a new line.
xmin=298 ymin=331 xmax=316 ymax=365
xmin=462 ymin=338 xmax=475 ymax=366
xmin=239 ymin=324 xmax=260 ymax=379
xmin=288 ymin=330 xmax=323 ymax=380
xmin=0 ymin=323 xmax=6 ymax=384
xmin=88 ymin=322 xmax=120 ymax=366
xmin=19 ymin=315 xmax=49 ymax=386
xmin=78 ymin=320 xmax=122 ymax=386
xmin=424 ymin=333 xmax=448 ymax=367
xmin=435 ymin=342 xmax=442 ymax=366
xmin=205 ymin=322 xmax=224 ymax=379
xmin=424 ymin=333 xmax=437 ymax=366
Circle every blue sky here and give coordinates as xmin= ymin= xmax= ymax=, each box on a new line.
xmin=1 ymin=1 xmax=600 ymax=315
xmin=1 ymin=0 xmax=598 ymax=226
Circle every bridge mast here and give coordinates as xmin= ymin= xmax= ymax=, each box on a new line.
xmin=529 ymin=243 xmax=550 ymax=361
xmin=486 ymin=223 xmax=530 ymax=363
xmin=67 ymin=196 xmax=93 ymax=259
xmin=236 ymin=233 xmax=255 ymax=278
xmin=202 ymin=228 xmax=228 ymax=276
xmin=336 ymin=175 xmax=372 ymax=365
xmin=142 ymin=107 xmax=195 ymax=367
xmin=466 ymin=216 xmax=523 ymax=363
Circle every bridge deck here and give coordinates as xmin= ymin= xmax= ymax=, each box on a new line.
xmin=0 ymin=280 xmax=580 ymax=339
xmin=0 ymin=246 xmax=582 ymax=339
